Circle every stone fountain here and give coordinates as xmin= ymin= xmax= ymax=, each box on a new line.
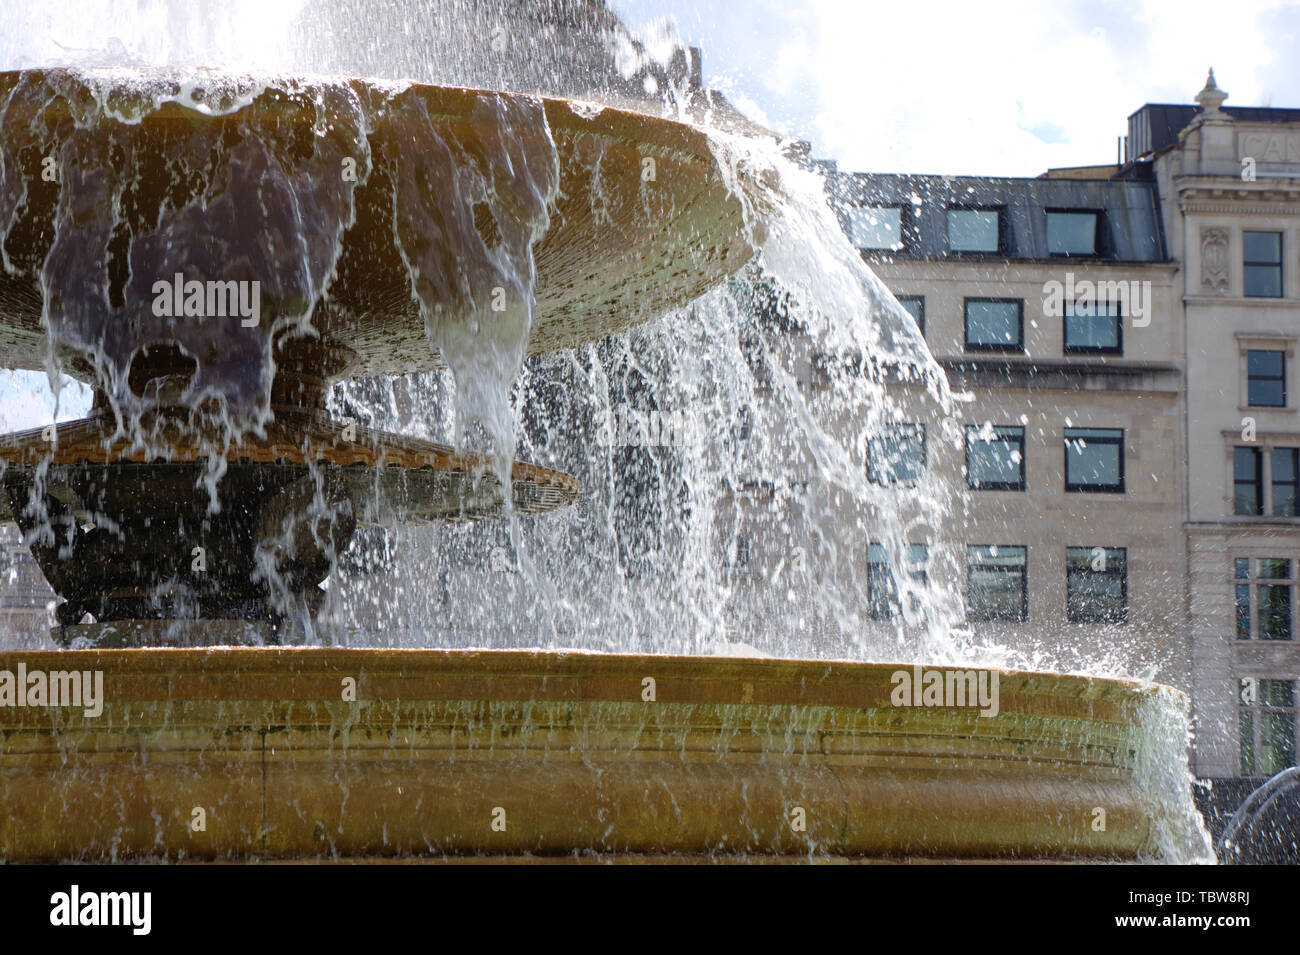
xmin=0 ymin=67 xmax=1208 ymax=862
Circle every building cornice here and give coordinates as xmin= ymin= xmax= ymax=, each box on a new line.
xmin=1175 ymin=177 xmax=1300 ymax=215
xmin=939 ymin=357 xmax=1181 ymax=392
xmin=1182 ymin=201 xmax=1300 ymax=216
xmin=1185 ymin=295 xmax=1300 ymax=307
xmin=1185 ymin=518 xmax=1300 ymax=530
xmin=864 ymin=253 xmax=1177 ymax=270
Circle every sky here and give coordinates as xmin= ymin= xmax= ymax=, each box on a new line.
xmin=611 ymin=0 xmax=1300 ymax=176
xmin=4 ymin=0 xmax=1299 ymax=427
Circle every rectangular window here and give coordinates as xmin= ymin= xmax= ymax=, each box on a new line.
xmin=1259 ymin=582 xmax=1292 ymax=640
xmin=896 ymin=295 xmax=924 ymax=335
xmin=965 ymin=425 xmax=1025 ymax=490
xmin=1247 ymin=349 xmax=1286 ymax=407
xmin=1240 ymin=678 xmax=1297 ymax=776
xmin=1273 ymin=448 xmax=1300 ymax=517
xmin=947 ymin=208 xmax=1001 ymax=253
xmin=1257 ymin=559 xmax=1292 ymax=643
xmin=1046 ymin=210 xmax=1101 ymax=257
xmin=867 ymin=542 xmax=928 ymax=620
xmin=964 ymin=298 xmax=1023 ymax=351
xmin=1066 ymin=547 xmax=1128 ymax=623
xmin=966 ymin=545 xmax=1027 ymax=622
xmin=1064 ymin=299 xmax=1122 ymax=353
xmin=1234 ymin=558 xmax=1295 ymax=641
xmin=730 ymin=533 xmax=752 ymax=576
xmin=848 ymin=206 xmax=903 ymax=251
xmin=868 ymin=423 xmax=926 ymax=487
xmin=867 ymin=544 xmax=891 ymax=619
xmin=1243 ymin=231 xmax=1283 ymax=298
xmin=1237 ymin=582 xmax=1252 ymax=639
xmin=1234 ymin=447 xmax=1263 ymax=515
xmin=1064 ymin=427 xmax=1124 ymax=493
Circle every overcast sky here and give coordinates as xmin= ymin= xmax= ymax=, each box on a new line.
xmin=612 ymin=0 xmax=1300 ymax=176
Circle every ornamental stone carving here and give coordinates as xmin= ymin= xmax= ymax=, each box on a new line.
xmin=1201 ymin=228 xmax=1230 ymax=293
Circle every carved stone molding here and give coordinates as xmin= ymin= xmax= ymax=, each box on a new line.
xmin=1201 ymin=228 xmax=1230 ymax=293
xmin=1185 ymin=202 xmax=1300 ymax=216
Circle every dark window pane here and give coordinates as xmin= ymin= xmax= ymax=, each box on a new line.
xmin=947 ymin=209 xmax=1000 ymax=252
xmin=964 ymin=299 xmax=1022 ymax=349
xmin=1256 ymin=558 xmax=1291 ymax=579
xmin=1235 ymin=558 xmax=1251 ymax=579
xmin=1237 ymin=584 xmax=1252 ymax=639
xmin=849 ymin=206 xmax=902 ymax=251
xmin=1064 ymin=300 xmax=1120 ymax=352
xmin=1248 ymin=350 xmax=1279 ymax=376
xmin=1046 ymin=211 xmax=1099 ymax=256
xmin=866 ymin=543 xmax=893 ymax=619
xmin=868 ymin=424 xmax=925 ymax=486
xmin=1272 ymin=448 xmax=1299 ymax=516
xmin=734 ymin=534 xmax=750 ymax=572
xmin=1234 ymin=447 xmax=1262 ymax=515
xmin=1263 ymin=679 xmax=1296 ymax=707
xmin=896 ymin=296 xmax=924 ymax=335
xmin=905 ymin=544 xmax=928 ymax=580
xmin=1261 ymin=710 xmax=1296 ymax=773
xmin=1243 ymin=231 xmax=1282 ymax=263
xmin=1243 ymin=232 xmax=1283 ymax=298
xmin=1064 ymin=428 xmax=1123 ymax=492
xmin=1247 ymin=350 xmax=1286 ymax=407
xmin=965 ymin=426 xmax=1025 ymax=489
xmin=966 ymin=545 xmax=1027 ymax=621
xmin=868 ymin=542 xmax=928 ymax=620
xmin=1066 ymin=546 xmax=1127 ymax=623
xmin=1245 ymin=265 xmax=1283 ymax=297
xmin=1258 ymin=584 xmax=1292 ymax=640
xmin=1241 ymin=708 xmax=1256 ymax=775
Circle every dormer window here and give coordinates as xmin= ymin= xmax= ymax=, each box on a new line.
xmin=947 ymin=208 xmax=1002 ymax=253
xmin=1046 ymin=210 xmax=1102 ymax=257
xmin=848 ymin=206 xmax=903 ymax=251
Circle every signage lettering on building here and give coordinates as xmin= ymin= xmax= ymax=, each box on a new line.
xmin=1239 ymin=131 xmax=1300 ymax=164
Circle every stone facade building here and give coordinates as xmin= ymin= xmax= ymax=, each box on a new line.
xmin=829 ymin=70 xmax=1300 ymax=789
xmin=1142 ymin=73 xmax=1300 ymax=783
xmin=0 ymin=524 xmax=53 ymax=644
xmin=826 ymin=171 xmax=1187 ymax=688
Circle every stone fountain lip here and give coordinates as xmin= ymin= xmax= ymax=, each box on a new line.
xmin=0 ymin=646 xmax=1178 ymax=862
xmin=0 ymin=645 xmax=1174 ymax=712
xmin=0 ymin=66 xmax=757 ymax=379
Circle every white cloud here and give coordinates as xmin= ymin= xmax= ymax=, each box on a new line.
xmin=762 ymin=0 xmax=1300 ymax=176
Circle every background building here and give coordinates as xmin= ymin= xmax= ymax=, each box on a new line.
xmin=0 ymin=524 xmax=53 ymax=644
xmin=825 ymin=71 xmax=1300 ymax=834
xmin=1137 ymin=74 xmax=1300 ymax=797
xmin=826 ymin=171 xmax=1187 ymax=686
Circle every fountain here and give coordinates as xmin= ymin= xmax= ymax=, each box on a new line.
xmin=0 ymin=3 xmax=1212 ymax=862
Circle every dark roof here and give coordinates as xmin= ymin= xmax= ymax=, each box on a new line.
xmin=827 ymin=173 xmax=1167 ymax=262
xmin=1126 ymin=103 xmax=1300 ymax=160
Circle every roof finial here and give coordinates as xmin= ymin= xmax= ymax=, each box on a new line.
xmin=1196 ymin=67 xmax=1228 ymax=113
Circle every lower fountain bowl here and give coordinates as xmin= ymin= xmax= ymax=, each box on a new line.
xmin=0 ymin=648 xmax=1183 ymax=862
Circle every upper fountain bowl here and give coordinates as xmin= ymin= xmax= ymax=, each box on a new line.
xmin=0 ymin=68 xmax=755 ymax=410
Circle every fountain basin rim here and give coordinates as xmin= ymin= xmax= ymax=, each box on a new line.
xmin=0 ymin=647 xmax=1176 ymax=861
xmin=0 ymin=68 xmax=758 ymax=378
xmin=0 ymin=647 xmax=1176 ymax=716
